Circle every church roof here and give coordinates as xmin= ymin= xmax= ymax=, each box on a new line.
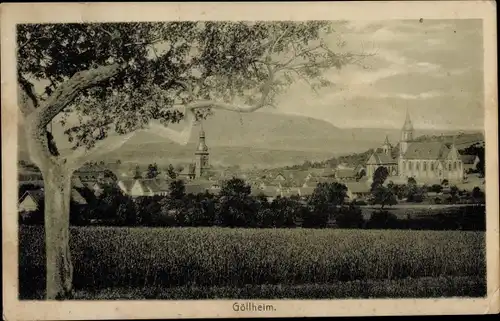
xmin=367 ymin=152 xmax=397 ymax=165
xmin=383 ymin=135 xmax=391 ymax=146
xmin=403 ymin=141 xmax=451 ymax=160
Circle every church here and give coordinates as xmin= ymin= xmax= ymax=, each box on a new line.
xmin=178 ymin=124 xmax=211 ymax=180
xmin=366 ymin=111 xmax=464 ymax=184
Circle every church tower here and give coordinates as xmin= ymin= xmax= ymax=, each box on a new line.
xmin=194 ymin=123 xmax=209 ymax=179
xmin=400 ymin=109 xmax=414 ymax=156
xmin=381 ymin=135 xmax=392 ymax=156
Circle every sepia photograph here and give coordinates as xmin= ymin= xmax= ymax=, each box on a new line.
xmin=2 ymin=1 xmax=498 ymax=319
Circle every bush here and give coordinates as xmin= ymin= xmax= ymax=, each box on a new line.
xmin=366 ymin=210 xmax=400 ymax=229
xmin=430 ymin=184 xmax=443 ymax=193
xmin=335 ymin=205 xmax=365 ymax=228
xmin=352 ymin=199 xmax=367 ymax=206
xmin=19 ymin=226 xmax=486 ymax=297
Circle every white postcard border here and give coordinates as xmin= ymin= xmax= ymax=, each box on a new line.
xmin=2 ymin=1 xmax=498 ymax=319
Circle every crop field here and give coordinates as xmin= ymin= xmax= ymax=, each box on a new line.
xmin=19 ymin=226 xmax=486 ymax=299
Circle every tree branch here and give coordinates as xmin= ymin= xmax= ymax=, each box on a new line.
xmin=146 ymin=65 xmax=276 ymax=146
xmin=279 ymin=44 xmax=323 ymax=68
xmin=32 ymin=63 xmax=125 ymax=129
xmin=17 ymin=75 xmax=38 ymax=115
xmin=269 ymin=26 xmax=290 ymax=55
xmin=22 ymin=63 xmax=125 ymax=169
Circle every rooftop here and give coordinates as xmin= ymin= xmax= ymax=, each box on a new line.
xmin=403 ymin=141 xmax=451 ymax=160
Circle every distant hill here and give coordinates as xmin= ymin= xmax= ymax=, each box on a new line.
xmin=17 ymin=110 xmax=484 ymax=168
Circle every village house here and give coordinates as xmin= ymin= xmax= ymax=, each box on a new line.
xmin=118 ymin=178 xmax=171 ymax=197
xmin=74 ymin=163 xmax=119 ymax=186
xmin=18 ymin=188 xmax=88 ymax=219
xmin=344 ymin=182 xmax=372 ymax=201
xmin=82 ymin=180 xmax=106 ymax=197
xmin=185 ymin=180 xmax=222 ymax=195
xmin=335 ymin=168 xmax=358 ymax=181
xmin=460 ymin=154 xmax=480 ymax=173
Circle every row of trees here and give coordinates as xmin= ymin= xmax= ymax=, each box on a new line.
xmin=20 ymin=175 xmax=485 ymax=231
xmin=136 ymin=163 xmax=179 ymax=179
xmin=18 ymin=176 xmax=481 ymax=231
xmin=67 ymin=178 xmax=364 ymax=229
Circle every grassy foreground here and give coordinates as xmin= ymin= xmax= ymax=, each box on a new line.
xmin=19 ymin=226 xmax=486 ymax=299
xmin=24 ymin=276 xmax=485 ymax=300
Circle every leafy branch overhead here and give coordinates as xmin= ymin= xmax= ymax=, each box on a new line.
xmin=17 ymin=21 xmax=373 ymax=164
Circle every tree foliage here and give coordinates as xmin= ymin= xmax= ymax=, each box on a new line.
xmin=133 ymin=165 xmax=142 ymax=179
xmin=18 ymin=21 xmax=369 ymax=159
xmin=169 ymin=179 xmax=186 ymax=200
xmin=146 ymin=163 xmax=160 ymax=179
xmin=371 ymin=185 xmax=397 ymax=209
xmin=166 ymin=164 xmax=177 ymax=179
xmin=371 ymin=166 xmax=389 ymax=191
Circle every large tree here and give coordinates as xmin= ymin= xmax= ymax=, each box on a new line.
xmin=371 ymin=166 xmax=389 ymax=191
xmin=17 ymin=21 xmax=369 ymax=299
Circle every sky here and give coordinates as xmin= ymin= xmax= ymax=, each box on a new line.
xmin=266 ymin=19 xmax=484 ymax=130
xmin=24 ymin=19 xmax=484 ymax=135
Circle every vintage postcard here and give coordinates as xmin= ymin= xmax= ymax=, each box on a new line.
xmin=2 ymin=1 xmax=499 ymax=319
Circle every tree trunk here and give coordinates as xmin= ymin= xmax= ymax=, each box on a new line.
xmin=42 ymin=164 xmax=74 ymax=300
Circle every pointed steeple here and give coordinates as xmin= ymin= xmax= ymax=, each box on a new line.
xmin=382 ymin=135 xmax=392 ymax=155
xmin=402 ymin=108 xmax=413 ymax=131
xmin=400 ymin=108 xmax=414 ymax=156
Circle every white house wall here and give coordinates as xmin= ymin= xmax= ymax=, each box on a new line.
xmin=19 ymin=196 xmax=38 ymax=212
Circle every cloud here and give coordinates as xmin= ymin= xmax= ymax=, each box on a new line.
xmin=378 ymin=91 xmax=444 ymax=100
xmin=415 ymin=61 xmax=441 ymax=71
xmin=322 ymin=49 xmax=445 ymax=91
xmin=272 ymin=20 xmax=483 ymax=130
xmin=343 ymin=20 xmax=382 ymax=32
xmin=425 ymin=38 xmax=446 ymax=46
